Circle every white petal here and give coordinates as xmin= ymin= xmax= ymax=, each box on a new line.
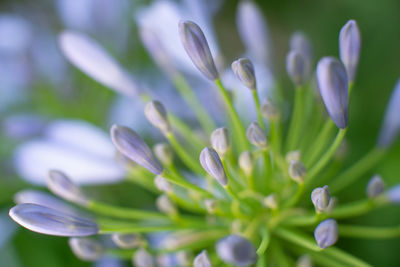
xmin=45 ymin=120 xmax=115 ymax=159
xmin=14 ymin=140 xmax=124 ymax=185
xmin=59 ymin=30 xmax=137 ymax=96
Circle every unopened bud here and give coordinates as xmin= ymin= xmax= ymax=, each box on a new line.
xmin=47 ymin=170 xmax=89 ymax=206
xmin=386 ymin=185 xmax=400 ymax=203
xmin=110 ymin=125 xmax=163 ymax=175
xmin=296 ymin=254 xmax=313 ymax=267
xmin=311 ymin=185 xmax=331 ymax=213
xmin=339 ymin=20 xmax=361 ymax=82
xmin=239 ymin=151 xmax=253 ymax=177
xmin=204 ymin=199 xmax=218 ymax=214
xmin=154 ymin=143 xmax=173 ymax=166
xmin=211 ymin=127 xmax=230 ymax=157
xmin=260 ymin=100 xmax=280 ymax=121
xmin=216 ymin=235 xmax=257 ymax=266
xmin=316 ymin=57 xmax=349 ymax=129
xmin=290 ymin=32 xmax=313 ymax=63
xmin=314 ymin=219 xmax=338 ymax=249
xmin=289 ymin=160 xmax=306 ymax=183
xmin=194 ymin=250 xmax=212 ymax=267
xmin=133 ymin=248 xmax=155 ymax=267
xmin=154 ymin=175 xmax=173 ymax=193
xmin=111 ymin=233 xmax=142 ymax=249
xmin=366 ymin=175 xmax=384 ymax=199
xmin=232 ymin=58 xmax=256 ymax=90
xmin=156 ymin=195 xmax=177 ymax=216
xmin=145 ymin=101 xmax=171 ymax=134
xmin=69 ymin=237 xmax=104 ymax=261
xmin=200 ymin=147 xmax=227 ymax=186
xmin=179 ymin=20 xmax=218 ymax=80
xmin=263 ymin=194 xmax=278 ymax=210
xmin=246 ymin=122 xmax=267 ymax=148
xmin=286 ymin=50 xmax=309 ymax=87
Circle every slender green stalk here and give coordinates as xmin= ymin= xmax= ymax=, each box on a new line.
xmin=172 ymin=74 xmax=216 ymax=133
xmin=168 ymin=114 xmax=205 ymax=151
xmin=283 ymin=182 xmax=305 ymax=208
xmin=256 ymin=228 xmax=270 ymax=256
xmin=330 ymin=147 xmax=386 ymax=193
xmin=286 ymin=87 xmax=305 ymax=151
xmin=166 ymin=132 xmax=204 ymax=173
xmin=339 ymin=224 xmax=400 ymax=239
xmin=304 ymin=120 xmax=335 ymax=166
xmin=324 ymin=247 xmax=372 ymax=267
xmin=99 ymin=224 xmax=206 ymax=234
xmin=306 ymin=128 xmax=347 ymax=187
xmin=270 ymin=120 xmax=282 ymax=157
xmin=330 ymin=197 xmax=389 ymax=219
xmin=252 ymin=90 xmax=265 ymax=128
xmin=162 ymin=171 xmax=214 ymax=198
xmin=263 ymin=149 xmax=272 ymax=191
xmin=215 ymin=79 xmax=249 ymax=151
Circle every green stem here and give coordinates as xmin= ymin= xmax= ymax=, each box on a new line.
xmin=339 ymin=224 xmax=400 ymax=239
xmin=283 ymin=182 xmax=304 ymax=208
xmin=215 ymin=79 xmax=249 ymax=151
xmin=166 ymin=132 xmax=204 ymax=173
xmin=286 ymin=87 xmax=305 ymax=151
xmin=172 ymin=74 xmax=216 ymax=133
xmin=270 ymin=120 xmax=282 ymax=157
xmin=330 ymin=147 xmax=386 ymax=194
xmin=252 ymin=90 xmax=265 ymax=129
xmin=304 ymin=120 xmax=335 ymax=167
xmin=168 ymin=114 xmax=205 ymax=151
xmin=162 ymin=171 xmax=214 ymax=198
xmin=263 ymin=149 xmax=271 ymax=191
xmin=256 ymin=228 xmax=270 ymax=256
xmin=330 ymin=197 xmax=389 ymax=219
xmin=306 ymin=128 xmax=347 ymax=187
xmin=99 ymin=224 xmax=204 ymax=234
xmin=87 ymin=201 xmax=168 ymax=221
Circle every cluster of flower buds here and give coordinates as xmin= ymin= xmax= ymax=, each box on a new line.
xmin=8 ymin=1 xmax=400 ymax=266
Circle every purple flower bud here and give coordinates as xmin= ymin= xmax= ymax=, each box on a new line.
xmin=366 ymin=175 xmax=384 ymax=199
xmin=289 ymin=160 xmax=307 ymax=183
xmin=339 ymin=20 xmax=361 ymax=82
xmin=47 ymin=170 xmax=89 ymax=206
xmin=200 ymin=147 xmax=227 ymax=186
xmin=286 ymin=50 xmax=309 ymax=87
xmin=311 ymin=185 xmax=331 ymax=212
xmin=111 ymin=233 xmax=142 ymax=249
xmin=110 ymin=125 xmax=163 ymax=175
xmin=316 ymin=57 xmax=349 ymax=129
xmin=314 ymin=219 xmax=338 ymax=249
xmin=377 ymin=79 xmax=400 ymax=148
xmin=386 ymin=185 xmax=400 ymax=203
xmin=69 ymin=237 xmax=104 ymax=261
xmin=9 ymin=203 xmax=98 ymax=236
xmin=144 ymin=101 xmax=171 ymax=134
xmin=232 ymin=58 xmax=256 ymax=90
xmin=133 ymin=248 xmax=155 ymax=267
xmin=290 ymin=32 xmax=313 ymax=63
xmin=210 ymin=127 xmax=230 ymax=157
xmin=246 ymin=122 xmax=267 ymax=148
xmin=216 ymin=235 xmax=257 ymax=266
xmin=260 ymin=100 xmax=280 ymax=121
xmin=194 ymin=250 xmax=212 ymax=267
xmin=179 ymin=20 xmax=218 ymax=80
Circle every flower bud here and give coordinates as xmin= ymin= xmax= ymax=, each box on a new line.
xmin=366 ymin=175 xmax=384 ymax=199
xmin=239 ymin=151 xmax=253 ymax=177
xmin=204 ymin=199 xmax=218 ymax=214
xmin=260 ymin=100 xmax=280 ymax=121
xmin=110 ymin=125 xmax=163 ymax=175
xmin=47 ymin=170 xmax=89 ymax=206
xmin=133 ymin=248 xmax=155 ymax=267
xmin=179 ymin=20 xmax=218 ymax=80
xmin=339 ymin=20 xmax=361 ymax=82
xmin=263 ymin=194 xmax=278 ymax=210
xmin=194 ymin=250 xmax=212 ymax=267
xmin=144 ymin=101 xmax=171 ymax=134
xmin=286 ymin=150 xmax=301 ymax=163
xmin=386 ymin=185 xmax=400 ymax=203
xmin=69 ymin=237 xmax=104 ymax=261
xmin=290 ymin=32 xmax=313 ymax=63
xmin=154 ymin=175 xmax=173 ymax=193
xmin=216 ymin=235 xmax=257 ymax=266
xmin=200 ymin=147 xmax=227 ymax=186
xmin=156 ymin=194 xmax=177 ymax=216
xmin=289 ymin=160 xmax=306 ymax=183
xmin=154 ymin=143 xmax=173 ymax=166
xmin=316 ymin=57 xmax=349 ymax=129
xmin=286 ymin=50 xmax=309 ymax=87
xmin=314 ymin=219 xmax=338 ymax=249
xmin=111 ymin=233 xmax=142 ymax=249
xmin=232 ymin=58 xmax=256 ymax=90
xmin=9 ymin=203 xmax=98 ymax=236
xmin=210 ymin=127 xmax=230 ymax=157
xmin=246 ymin=122 xmax=267 ymax=148
xmin=377 ymin=79 xmax=400 ymax=148
xmin=296 ymin=254 xmax=312 ymax=267
xmin=311 ymin=185 xmax=331 ymax=212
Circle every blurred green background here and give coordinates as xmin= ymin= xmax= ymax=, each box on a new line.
xmin=1 ymin=0 xmax=400 ymax=266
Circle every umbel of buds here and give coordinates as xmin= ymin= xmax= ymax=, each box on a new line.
xmin=179 ymin=20 xmax=219 ymax=80
xmin=232 ymin=58 xmax=257 ymax=90
xmin=110 ymin=125 xmax=163 ymax=175
xmin=316 ymin=57 xmax=349 ymax=129
xmin=200 ymin=147 xmax=227 ymax=186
